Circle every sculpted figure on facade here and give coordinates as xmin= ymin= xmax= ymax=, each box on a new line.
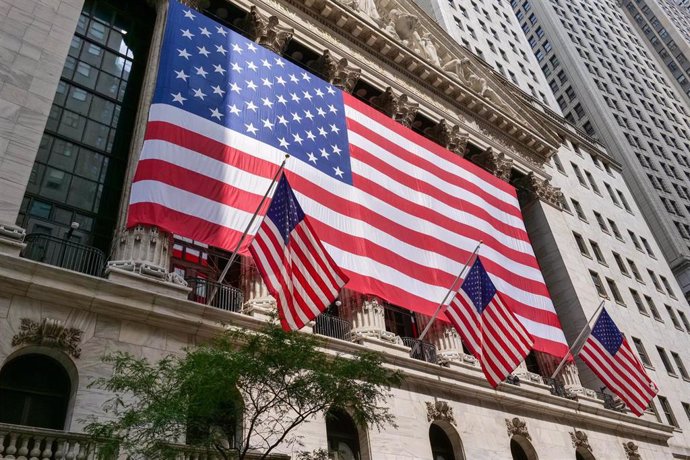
xmin=623 ymin=441 xmax=641 ymax=460
xmin=12 ymin=318 xmax=83 ymax=358
xmin=426 ymin=401 xmax=457 ymax=425
xmin=570 ymin=430 xmax=593 ymax=453
xmin=235 ymin=6 xmax=293 ymax=54
xmin=505 ymin=417 xmax=531 ymax=441
xmin=419 ymin=31 xmax=441 ymax=66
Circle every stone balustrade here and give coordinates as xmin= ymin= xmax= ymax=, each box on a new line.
xmin=0 ymin=423 xmax=100 ymax=460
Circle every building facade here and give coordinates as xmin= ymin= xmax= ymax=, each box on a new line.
xmin=511 ymin=0 xmax=690 ymax=302
xmin=1 ymin=0 xmax=690 ymax=458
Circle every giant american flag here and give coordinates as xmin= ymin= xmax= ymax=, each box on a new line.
xmin=127 ymin=0 xmax=570 ymax=358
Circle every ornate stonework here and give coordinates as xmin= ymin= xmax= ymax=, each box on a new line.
xmin=466 ymin=147 xmax=513 ymax=181
xmin=513 ymin=172 xmax=564 ymax=209
xmin=570 ymin=430 xmax=592 ymax=452
xmin=623 ymin=441 xmax=641 ymax=459
xmin=505 ymin=417 xmax=531 ymax=441
xmin=107 ymin=225 xmax=186 ymax=286
xmin=235 ymin=6 xmax=293 ymax=54
xmin=423 ymin=120 xmax=469 ymax=156
xmin=369 ymin=87 xmax=418 ymax=127
xmin=12 ymin=318 xmax=83 ymax=358
xmin=425 ymin=401 xmax=456 ymax=426
xmin=309 ymin=50 xmax=361 ymax=93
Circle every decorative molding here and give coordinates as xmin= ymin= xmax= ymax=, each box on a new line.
xmin=623 ymin=441 xmax=641 ymax=460
xmin=505 ymin=417 xmax=531 ymax=441
xmin=309 ymin=49 xmax=361 ymax=93
xmin=513 ymin=172 xmax=563 ymax=210
xmin=423 ymin=119 xmax=469 ymax=156
xmin=235 ymin=6 xmax=294 ymax=54
xmin=12 ymin=318 xmax=83 ymax=358
xmin=425 ymin=400 xmax=456 ymax=426
xmin=369 ymin=87 xmax=418 ymax=127
xmin=570 ymin=430 xmax=592 ymax=452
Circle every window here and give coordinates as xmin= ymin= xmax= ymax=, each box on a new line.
xmin=608 ymin=219 xmax=623 ymax=239
xmin=553 ymin=154 xmax=565 ymax=173
xmin=572 ymin=200 xmax=587 ymax=221
xmin=606 ymin=278 xmax=624 ymax=304
xmin=590 ymin=270 xmax=607 ymax=297
xmin=613 ymin=252 xmax=629 ymax=276
xmin=590 ymin=241 xmax=606 ymax=264
xmin=658 ymin=396 xmax=679 ymax=427
xmin=660 ymin=276 xmax=676 ymax=298
xmin=683 ymin=402 xmax=690 ymax=422
xmin=429 ymin=424 xmax=457 ymax=460
xmin=645 ymin=295 xmax=662 ymax=321
xmin=594 ymin=212 xmax=609 ymax=233
xmin=326 ymin=408 xmax=363 ymax=459
xmin=628 ymin=259 xmax=643 ymax=282
xmin=666 ymin=305 xmax=683 ymax=330
xmin=629 ymin=231 xmax=642 ymax=250
xmin=574 ymin=233 xmax=590 ymax=256
xmin=679 ymin=310 xmax=690 ymax=332
xmin=672 ymin=352 xmax=690 ymax=380
xmin=632 ymin=337 xmax=652 ymax=367
xmin=658 ymin=347 xmax=676 ymax=375
xmin=648 ymin=270 xmax=663 ymax=292
xmin=641 ymin=237 xmax=656 ymax=258
xmin=617 ymin=190 xmax=632 ymax=212
xmin=585 ymin=171 xmax=600 ymax=194
xmin=0 ymin=354 xmax=71 ymax=430
xmin=572 ymin=163 xmax=587 ymax=187
xmin=630 ymin=289 xmax=647 ymax=315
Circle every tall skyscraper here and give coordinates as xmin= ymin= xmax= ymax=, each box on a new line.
xmin=413 ymin=0 xmax=560 ymax=112
xmin=511 ymin=0 xmax=690 ymax=300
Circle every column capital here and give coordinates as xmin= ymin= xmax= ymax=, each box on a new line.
xmin=513 ymin=172 xmax=563 ymax=209
xmin=236 ymin=6 xmax=293 ymax=54
xmin=466 ymin=147 xmax=513 ymax=181
xmin=423 ymin=120 xmax=469 ymax=157
xmin=369 ymin=87 xmax=419 ymax=128
xmin=309 ymin=50 xmax=361 ymax=93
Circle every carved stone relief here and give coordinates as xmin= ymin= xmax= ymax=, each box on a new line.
xmin=570 ymin=430 xmax=592 ymax=453
xmin=369 ymin=87 xmax=418 ymax=127
xmin=426 ymin=400 xmax=456 ymax=425
xmin=12 ymin=318 xmax=83 ymax=358
xmin=235 ymin=6 xmax=293 ymax=54
xmin=423 ymin=120 xmax=469 ymax=157
xmin=309 ymin=50 xmax=361 ymax=93
xmin=512 ymin=172 xmax=563 ymax=210
xmin=466 ymin=147 xmax=513 ymax=181
xmin=622 ymin=441 xmax=641 ymax=460
xmin=505 ymin=417 xmax=531 ymax=441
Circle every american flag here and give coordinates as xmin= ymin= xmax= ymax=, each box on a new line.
xmin=446 ymin=257 xmax=534 ymax=387
xmin=127 ymin=0 xmax=569 ymax=357
xmin=249 ymin=175 xmax=347 ymax=331
xmin=578 ymin=308 xmax=658 ymax=416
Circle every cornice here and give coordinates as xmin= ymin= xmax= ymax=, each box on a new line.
xmin=226 ymin=0 xmax=561 ymax=170
xmin=0 ymin=253 xmax=675 ymax=444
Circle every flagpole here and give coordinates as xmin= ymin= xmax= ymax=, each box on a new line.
xmin=549 ymin=298 xmax=606 ymax=379
xmin=207 ymin=155 xmax=289 ymax=305
xmin=409 ymin=241 xmax=483 ymax=358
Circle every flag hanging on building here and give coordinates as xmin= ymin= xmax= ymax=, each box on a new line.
xmin=127 ymin=0 xmax=570 ymax=357
xmin=446 ymin=257 xmax=534 ymax=387
xmin=578 ymin=308 xmax=658 ymax=416
xmin=249 ymin=175 xmax=347 ymax=331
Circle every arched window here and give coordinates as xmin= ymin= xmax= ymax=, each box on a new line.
xmin=510 ymin=436 xmax=538 ymax=460
xmin=429 ymin=423 xmax=456 ymax=460
xmin=326 ymin=408 xmax=361 ymax=460
xmin=576 ymin=447 xmax=596 ymax=460
xmin=186 ymin=388 xmax=243 ymax=449
xmin=0 ymin=354 xmax=71 ymax=429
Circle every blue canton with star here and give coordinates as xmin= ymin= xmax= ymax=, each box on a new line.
xmin=153 ymin=0 xmax=352 ymax=184
xmin=266 ymin=175 xmax=306 ymax=244
xmin=590 ymin=308 xmax=623 ymax=356
xmin=460 ymin=258 xmax=497 ymax=315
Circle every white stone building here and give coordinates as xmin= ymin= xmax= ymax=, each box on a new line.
xmin=2 ymin=0 xmax=690 ymax=459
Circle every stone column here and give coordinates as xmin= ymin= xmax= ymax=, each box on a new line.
xmin=0 ymin=0 xmax=84 ymax=255
xmin=241 ymin=256 xmax=276 ymax=320
xmin=340 ymin=292 xmax=401 ymax=345
xmin=512 ymin=359 xmax=543 ymax=384
xmin=432 ymin=326 xmax=479 ymax=368
xmin=106 ymin=0 xmax=188 ymax=296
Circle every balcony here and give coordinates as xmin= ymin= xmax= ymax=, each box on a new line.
xmin=402 ymin=337 xmax=438 ymax=364
xmin=0 ymin=423 xmax=102 ymax=459
xmin=21 ymin=234 xmax=105 ymax=277
xmin=314 ymin=313 xmax=352 ymax=340
xmin=186 ymin=277 xmax=244 ymax=312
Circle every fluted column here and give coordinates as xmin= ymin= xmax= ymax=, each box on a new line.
xmin=340 ymin=292 xmax=401 ymax=344
xmin=431 ymin=326 xmax=479 ymax=367
xmin=242 ymin=256 xmax=276 ymax=320
xmin=512 ymin=359 xmax=543 ymax=384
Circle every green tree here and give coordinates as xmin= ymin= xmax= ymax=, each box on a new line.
xmin=85 ymin=323 xmax=402 ymax=459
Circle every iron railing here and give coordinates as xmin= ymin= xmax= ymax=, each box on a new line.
xmin=314 ymin=313 xmax=352 ymax=341
xmin=402 ymin=337 xmax=438 ymax=364
xmin=21 ymin=234 xmax=105 ymax=277
xmin=186 ymin=277 xmax=244 ymax=312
